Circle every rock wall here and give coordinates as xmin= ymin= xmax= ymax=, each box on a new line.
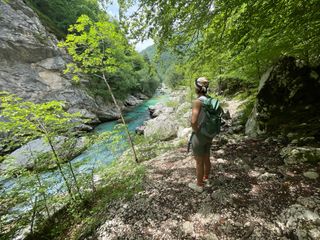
xmin=246 ymin=57 xmax=320 ymax=140
xmin=0 ymin=0 xmax=125 ymax=122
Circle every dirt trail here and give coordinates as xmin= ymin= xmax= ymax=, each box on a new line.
xmin=96 ymin=101 xmax=320 ymax=240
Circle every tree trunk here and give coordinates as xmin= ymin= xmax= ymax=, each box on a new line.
xmin=102 ymin=73 xmax=139 ymax=163
xmin=67 ymin=161 xmax=82 ymax=199
xmin=30 ymin=196 xmax=38 ymax=235
xmin=47 ymin=136 xmax=74 ymax=199
xmin=36 ymin=174 xmax=50 ymax=218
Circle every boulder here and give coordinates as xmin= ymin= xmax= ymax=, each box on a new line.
xmin=134 ymin=93 xmax=149 ymax=100
xmin=280 ymin=146 xmax=320 ymax=165
xmin=177 ymin=127 xmax=192 ymax=140
xmin=148 ymin=103 xmax=174 ymax=118
xmin=0 ymin=136 xmax=88 ymax=172
xmin=135 ymin=125 xmax=145 ymax=135
xmin=125 ymin=95 xmax=142 ymax=106
xmin=144 ymin=114 xmax=178 ymax=141
xmin=245 ymin=57 xmax=320 ymax=138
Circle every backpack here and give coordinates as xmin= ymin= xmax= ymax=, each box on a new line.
xmin=199 ymin=96 xmax=222 ymax=138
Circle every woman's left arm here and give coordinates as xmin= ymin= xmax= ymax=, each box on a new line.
xmin=191 ymin=99 xmax=201 ymax=133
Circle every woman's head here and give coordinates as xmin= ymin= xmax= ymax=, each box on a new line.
xmin=195 ymin=77 xmax=209 ymax=95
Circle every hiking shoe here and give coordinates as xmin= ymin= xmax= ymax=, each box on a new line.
xmin=188 ymin=182 xmax=204 ymax=192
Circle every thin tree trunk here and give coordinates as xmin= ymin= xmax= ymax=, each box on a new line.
xmin=102 ymin=72 xmax=139 ymax=163
xmin=30 ymin=196 xmax=38 ymax=235
xmin=67 ymin=161 xmax=82 ymax=199
xmin=47 ymin=136 xmax=74 ymax=199
xmin=35 ymin=174 xmax=50 ymax=218
xmin=29 ymin=147 xmax=51 ymax=218
xmin=35 ymin=118 xmax=74 ymax=199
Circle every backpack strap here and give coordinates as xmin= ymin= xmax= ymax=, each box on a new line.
xmin=212 ymin=99 xmax=219 ymax=110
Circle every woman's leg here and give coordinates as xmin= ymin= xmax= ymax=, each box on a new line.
xmin=195 ymin=155 xmax=204 ymax=186
xmin=204 ymin=154 xmax=211 ymax=179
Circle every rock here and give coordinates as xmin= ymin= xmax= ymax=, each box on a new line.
xmin=177 ymin=127 xmax=192 ymax=139
xmin=0 ymin=136 xmax=88 ymax=172
xmin=245 ymin=56 xmax=320 ymax=137
xmin=230 ymin=125 xmax=244 ymax=134
xmin=245 ymin=105 xmax=265 ymax=137
xmin=296 ymin=196 xmax=320 ymax=209
xmin=278 ymin=203 xmax=320 ymax=240
xmin=176 ymin=111 xmax=192 ymax=128
xmin=222 ymin=110 xmax=231 ymax=120
xmin=135 ymin=125 xmax=145 ymax=135
xmin=144 ymin=114 xmax=178 ymax=141
xmin=182 ymin=221 xmax=194 ymax=234
xmin=68 ymin=108 xmax=100 ymax=124
xmin=280 ymin=146 xmax=320 ymax=165
xmin=125 ymin=95 xmax=142 ymax=106
xmin=257 ymin=172 xmax=278 ymax=181
xmin=134 ymin=92 xmax=149 ymax=100
xmin=303 ymin=171 xmax=319 ymax=180
xmin=309 ymin=228 xmax=320 ymax=240
xmin=36 ymin=56 xmax=66 ymax=70
xmin=0 ymin=0 xmax=130 ymax=122
xmin=74 ymin=124 xmax=93 ymax=132
xmin=176 ymin=102 xmax=191 ymax=115
xmin=148 ymin=103 xmax=174 ymax=118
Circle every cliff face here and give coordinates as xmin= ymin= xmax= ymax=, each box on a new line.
xmin=0 ymin=0 xmax=121 ymax=122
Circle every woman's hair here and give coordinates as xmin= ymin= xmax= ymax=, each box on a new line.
xmin=195 ymin=77 xmax=209 ymax=94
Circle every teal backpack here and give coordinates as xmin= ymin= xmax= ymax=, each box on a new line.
xmin=199 ymin=96 xmax=222 ymax=138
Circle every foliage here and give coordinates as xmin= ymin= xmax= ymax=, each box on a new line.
xmin=0 ymin=92 xmax=83 ymax=155
xmin=0 ymin=92 xmax=86 ymax=238
xmin=24 ymin=156 xmax=145 ymax=240
xmin=120 ymin=0 xmax=320 ymax=89
xmin=59 ymin=15 xmax=160 ymax=99
xmin=25 ymin=0 xmax=103 ymax=38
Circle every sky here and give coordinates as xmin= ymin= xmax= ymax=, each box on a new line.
xmin=105 ymin=0 xmax=154 ymax=52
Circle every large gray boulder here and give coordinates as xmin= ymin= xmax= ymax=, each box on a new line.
xmin=148 ymin=103 xmax=174 ymax=118
xmin=0 ymin=0 xmax=122 ymax=122
xmin=144 ymin=114 xmax=178 ymax=141
xmin=0 ymin=136 xmax=88 ymax=172
xmin=125 ymin=95 xmax=142 ymax=106
xmin=245 ymin=57 xmax=320 ymax=138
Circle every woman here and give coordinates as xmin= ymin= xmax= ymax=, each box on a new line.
xmin=188 ymin=77 xmax=213 ymax=192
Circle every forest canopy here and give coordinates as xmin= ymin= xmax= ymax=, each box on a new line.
xmin=121 ymin=0 xmax=320 ymax=87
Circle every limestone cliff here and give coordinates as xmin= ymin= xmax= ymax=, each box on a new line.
xmin=0 ymin=0 xmax=123 ymax=122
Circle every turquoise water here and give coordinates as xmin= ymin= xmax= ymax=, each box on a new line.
xmin=1 ymin=94 xmax=168 ymax=217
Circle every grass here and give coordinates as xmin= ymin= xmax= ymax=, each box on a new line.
xmin=24 ymin=157 xmax=145 ymax=240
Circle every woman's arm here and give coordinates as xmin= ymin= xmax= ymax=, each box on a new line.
xmin=191 ymin=99 xmax=201 ymax=133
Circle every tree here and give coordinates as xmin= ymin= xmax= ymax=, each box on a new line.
xmin=120 ymin=0 xmax=320 ymax=85
xmin=0 ymin=92 xmax=84 ymax=199
xmin=59 ymin=15 xmax=139 ymax=162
